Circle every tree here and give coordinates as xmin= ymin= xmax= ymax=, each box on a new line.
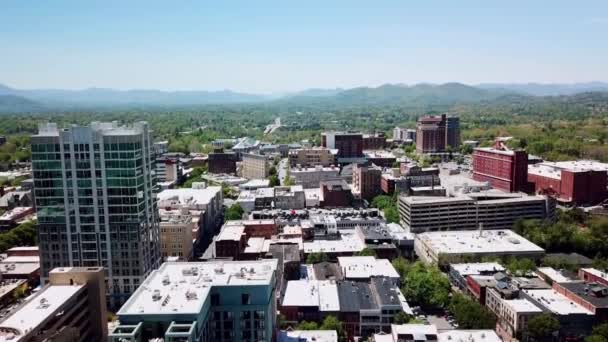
xmin=306 ymin=252 xmax=329 ymax=264
xmin=448 ymin=293 xmax=496 ymax=329
xmin=588 ymin=323 xmax=608 ymax=341
xmin=393 ymin=311 xmax=411 ymax=324
xmin=356 ymin=248 xmax=376 ymax=257
xmin=383 ymin=206 xmax=400 ymax=224
xmin=296 ymin=321 xmax=319 ymax=330
xmin=268 ymin=174 xmax=280 ymax=187
xmin=506 ymin=258 xmax=537 ymax=277
xmin=224 ymin=204 xmax=244 ymax=221
xmin=392 ymin=257 xmax=410 ymax=280
xmin=527 ymin=313 xmax=560 ymax=341
xmin=402 ymin=262 xmax=451 ymax=308
xmin=269 ymin=166 xmax=277 ymax=176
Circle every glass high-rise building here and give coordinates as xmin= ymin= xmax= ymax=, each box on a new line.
xmin=31 ymin=121 xmax=161 ymax=306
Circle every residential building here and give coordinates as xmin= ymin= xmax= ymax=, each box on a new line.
xmin=289 ymin=147 xmax=338 ymax=168
xmin=472 ymin=138 xmax=529 ymax=192
xmin=392 ymin=127 xmax=416 ymax=142
xmin=399 ymin=193 xmax=554 ymax=233
xmin=159 ymin=210 xmax=194 ymax=261
xmin=241 ymin=153 xmax=269 ymax=180
xmin=362 ymin=133 xmax=386 ymax=150
xmin=319 ymin=180 xmax=353 ymax=208
xmin=110 ymin=260 xmax=278 ymax=342
xmin=208 ymin=148 xmax=237 ymax=174
xmin=31 ymin=122 xmax=161 ymax=306
xmin=448 ymin=262 xmax=505 ymax=291
xmin=321 ymin=132 xmax=364 ymax=160
xmin=291 ymin=165 xmax=341 ymax=189
xmin=352 ymin=163 xmax=382 ymax=201
xmin=528 ymin=160 xmax=608 ymax=205
xmin=414 ymin=229 xmax=545 ymax=265
xmin=0 ymin=267 xmax=107 ymax=342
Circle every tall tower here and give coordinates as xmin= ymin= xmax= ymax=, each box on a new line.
xmin=31 ymin=121 xmax=161 ymax=306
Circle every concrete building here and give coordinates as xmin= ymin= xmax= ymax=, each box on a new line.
xmin=399 ymin=193 xmax=554 ymax=233
xmin=363 ymin=150 xmax=396 ymax=168
xmin=278 ymin=330 xmax=338 ymax=342
xmin=528 ymin=160 xmax=608 ymax=205
xmin=159 ymin=210 xmax=194 ymax=261
xmin=291 ymin=165 xmax=341 ymax=189
xmin=0 ymin=267 xmax=107 ymax=342
xmin=414 ymin=229 xmax=545 ymax=265
xmin=472 ymin=139 xmax=529 ymax=193
xmin=289 ymin=147 xmax=338 ymax=168
xmin=373 ymin=324 xmax=501 ymax=342
xmin=381 ymin=165 xmax=440 ymax=195
xmin=31 ymin=122 xmax=161 ymax=305
xmin=153 ymin=140 xmax=169 ymax=155
xmin=110 ymin=260 xmax=278 ymax=342
xmin=236 ymin=186 xmax=306 ymax=213
xmin=416 ymin=114 xmax=461 ymax=154
xmin=352 ymin=163 xmax=382 ymax=201
xmin=241 ymin=153 xmax=269 ymax=180
xmin=321 ymin=132 xmax=364 ymax=160
xmin=448 ymin=262 xmax=505 ymax=291
xmin=337 ymin=256 xmax=400 ymax=282
xmin=157 ymin=187 xmax=223 ymax=250
xmin=155 ymin=155 xmax=184 ymax=185
xmin=392 ymin=127 xmax=416 ymax=142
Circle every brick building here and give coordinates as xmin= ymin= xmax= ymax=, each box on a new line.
xmin=320 ymin=180 xmax=354 ymax=208
xmin=322 ymin=132 xmax=363 ymax=159
xmin=208 ymin=148 xmax=237 ymax=174
xmin=362 ymin=133 xmax=386 ymax=150
xmin=416 ymin=115 xmax=446 ymax=153
xmin=352 ymin=163 xmax=382 ymax=201
xmin=528 ymin=160 xmax=608 ymax=205
xmin=472 ymin=139 xmax=529 ymax=192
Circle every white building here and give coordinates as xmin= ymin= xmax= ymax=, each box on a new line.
xmin=291 ymin=165 xmax=341 ymax=189
xmin=337 ymin=256 xmax=400 ymax=281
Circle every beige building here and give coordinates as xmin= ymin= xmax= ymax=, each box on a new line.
xmin=290 ymin=165 xmax=341 ymax=189
xmin=289 ymin=147 xmax=338 ymax=167
xmin=160 ymin=210 xmax=194 ymax=261
xmin=241 ymin=153 xmax=269 ymax=180
xmin=0 ymin=267 xmax=107 ymax=342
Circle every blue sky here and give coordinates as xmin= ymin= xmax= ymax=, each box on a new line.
xmin=1 ymin=0 xmax=607 ymax=93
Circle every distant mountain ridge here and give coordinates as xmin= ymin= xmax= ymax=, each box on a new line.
xmin=1 ymin=82 xmax=607 ymax=112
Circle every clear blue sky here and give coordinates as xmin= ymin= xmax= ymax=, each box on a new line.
xmin=1 ymin=0 xmax=607 ymax=93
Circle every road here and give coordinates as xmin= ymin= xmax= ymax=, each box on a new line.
xmin=278 ymin=158 xmax=288 ymax=184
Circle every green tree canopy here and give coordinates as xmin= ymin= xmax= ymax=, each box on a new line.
xmin=527 ymin=313 xmax=560 ymax=340
xmin=402 ymin=262 xmax=450 ymax=308
xmin=224 ymin=203 xmax=244 ymax=221
xmin=306 ymin=252 xmax=329 ymax=264
xmin=449 ymin=293 xmax=496 ymax=329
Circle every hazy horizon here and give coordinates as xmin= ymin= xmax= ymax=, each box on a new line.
xmin=2 ymin=1 xmax=607 ymax=93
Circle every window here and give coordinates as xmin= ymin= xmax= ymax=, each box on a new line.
xmin=242 ymin=293 xmax=250 ymax=305
xmin=211 ymin=293 xmax=220 ymax=306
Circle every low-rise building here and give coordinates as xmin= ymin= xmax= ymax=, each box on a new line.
xmin=580 ymin=268 xmax=608 ymax=287
xmin=155 ymin=155 xmax=184 ymax=186
xmin=553 ymin=281 xmax=608 ymax=322
xmin=448 ymin=262 xmax=505 ymax=291
xmin=364 ymin=150 xmax=395 ymax=168
xmin=415 ymin=230 xmax=545 ymax=265
xmin=319 ymin=180 xmax=353 ymax=208
xmin=291 ymin=165 xmax=341 ymax=189
xmin=0 ymin=206 xmax=34 ymax=230
xmin=373 ymin=324 xmax=501 ymax=342
xmin=362 ymin=133 xmax=386 ymax=150
xmin=236 ymin=186 xmax=306 ymax=213
xmin=0 ymin=267 xmax=107 ymax=342
xmin=159 ymin=210 xmax=194 ymax=261
xmin=241 ymin=153 xmax=270 ymax=180
xmin=278 ymin=330 xmax=338 ymax=342
xmin=110 ymin=260 xmax=278 ymax=342
xmin=289 ymin=147 xmax=338 ymax=168
xmin=337 ymin=256 xmax=400 ymax=282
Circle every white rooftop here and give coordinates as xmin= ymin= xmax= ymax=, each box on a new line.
xmin=244 ymin=237 xmax=266 ymax=254
xmin=337 ymin=256 xmax=400 ymax=279
xmin=0 ymin=285 xmax=83 ymax=341
xmin=216 ymin=224 xmax=245 ymax=242
xmin=537 ymin=267 xmax=574 ymax=283
xmin=417 ymin=229 xmax=544 ymax=255
xmin=157 ymin=187 xmax=221 ymax=209
xmin=581 ymin=268 xmax=608 ymax=281
xmin=438 ymin=330 xmax=502 ymax=342
xmin=282 ymin=280 xmax=339 ymax=312
xmin=303 ymin=230 xmax=365 ymax=254
xmin=118 ymin=260 xmax=278 ymax=316
xmin=523 ymin=289 xmax=594 ymax=315
xmin=278 ymin=330 xmax=338 ymax=342
xmin=503 ymin=298 xmax=543 ymax=313
xmin=528 ymin=160 xmax=608 ymax=180
xmin=451 ymin=262 xmax=506 ymax=276
xmin=390 ymin=324 xmax=438 ymax=340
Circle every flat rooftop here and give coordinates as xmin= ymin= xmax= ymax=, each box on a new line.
xmin=537 ymin=267 xmax=574 ymax=283
xmin=216 ymin=224 xmax=245 ymax=242
xmin=0 ymin=285 xmax=83 ymax=341
xmin=451 ymin=262 xmax=505 ymax=276
xmin=438 ymin=330 xmax=501 ymax=342
xmin=337 ymin=256 xmax=399 ymax=279
xmin=503 ymin=298 xmax=543 ymax=313
xmin=282 ymin=280 xmax=339 ymax=311
xmin=416 ymin=229 xmax=545 ymax=255
xmin=278 ymin=330 xmax=338 ymax=342
xmin=303 ymin=230 xmax=365 ymax=254
xmin=524 ymin=289 xmax=594 ymax=315
xmin=581 ymin=268 xmax=608 ymax=282
xmin=157 ymin=187 xmax=221 ymax=207
xmin=118 ymin=260 xmax=277 ymax=316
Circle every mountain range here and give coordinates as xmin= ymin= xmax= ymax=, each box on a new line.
xmin=1 ymin=82 xmax=607 ymax=112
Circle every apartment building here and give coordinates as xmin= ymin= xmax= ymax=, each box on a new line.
xmin=472 ymin=139 xmax=529 ymax=193
xmin=31 ymin=122 xmax=160 ymax=305
xmin=241 ymin=153 xmax=269 ymax=180
xmin=109 ymin=260 xmax=278 ymax=342
xmin=159 ymin=210 xmax=194 ymax=261
xmin=352 ymin=163 xmax=382 ymax=201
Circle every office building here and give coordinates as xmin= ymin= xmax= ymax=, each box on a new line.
xmin=528 ymin=160 xmax=608 ymax=205
xmin=392 ymin=127 xmax=416 ymax=142
xmin=208 ymin=149 xmax=238 ymax=174
xmin=362 ymin=133 xmax=386 ymax=150
xmin=352 ymin=163 xmax=382 ymax=201
xmin=155 ymin=155 xmax=183 ymax=186
xmin=289 ymin=147 xmax=338 ymax=168
xmin=446 ymin=116 xmax=460 ymax=148
xmin=0 ymin=267 xmax=107 ymax=342
xmin=159 ymin=210 xmax=194 ymax=261
xmin=363 ymin=150 xmax=396 ymax=168
xmin=291 ymin=165 xmax=341 ymax=189
xmin=398 ymin=193 xmax=554 ymax=233
xmin=241 ymin=153 xmax=269 ymax=180
xmin=381 ymin=165 xmax=440 ymax=195
xmin=321 ymin=132 xmax=363 ymax=160
xmin=109 ymin=260 xmax=278 ymax=342
xmin=414 ymin=229 xmax=545 ymax=265
xmin=472 ymin=138 xmax=529 ymax=193
xmin=153 ymin=140 xmax=169 ymax=156
xmin=319 ymin=180 xmax=354 ymax=208
xmin=31 ymin=122 xmax=161 ymax=305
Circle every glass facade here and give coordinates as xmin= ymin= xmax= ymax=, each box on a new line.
xmin=31 ymin=122 xmax=161 ymax=306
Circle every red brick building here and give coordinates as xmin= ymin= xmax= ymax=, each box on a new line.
xmin=472 ymin=139 xmax=529 ymax=192
xmin=553 ymin=281 xmax=608 ymax=323
xmin=416 ymin=115 xmax=446 ymax=153
xmin=362 ymin=133 xmax=386 ymax=150
xmin=352 ymin=163 xmax=382 ymax=201
xmin=322 ymin=132 xmax=363 ymax=159
xmin=528 ymin=161 xmax=608 ymax=205
xmin=580 ymin=268 xmax=608 ymax=287
xmin=320 ymin=180 xmax=354 ymax=208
